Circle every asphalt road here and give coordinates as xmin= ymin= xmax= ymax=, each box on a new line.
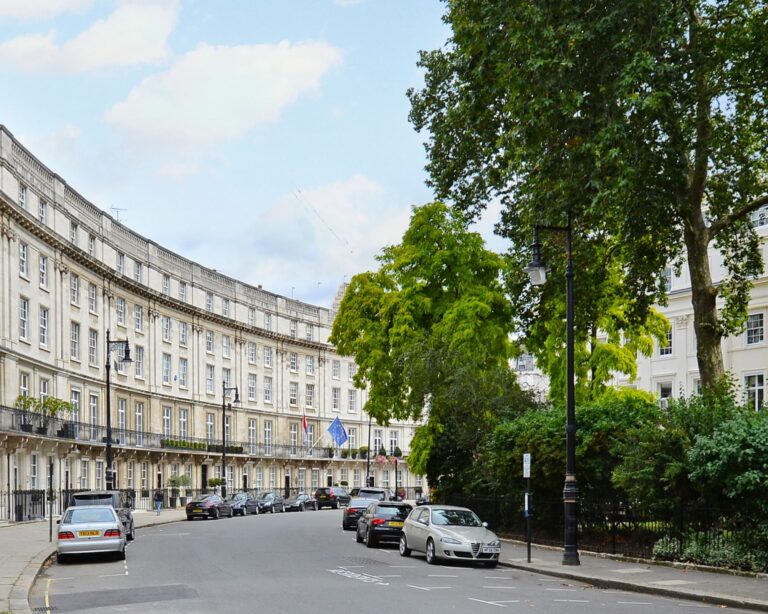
xmin=30 ymin=509 xmax=752 ymax=613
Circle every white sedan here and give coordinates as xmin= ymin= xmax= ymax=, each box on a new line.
xmin=399 ymin=505 xmax=502 ymax=568
xmin=57 ymin=505 xmax=126 ymax=563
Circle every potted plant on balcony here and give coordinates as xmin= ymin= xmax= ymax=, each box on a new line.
xmin=378 ymin=446 xmax=387 ymax=457
xmin=341 ymin=448 xmax=349 ymax=459
xmin=14 ymin=395 xmax=37 ymax=432
xmin=350 ymin=447 xmax=358 ymax=459
xmin=39 ymin=397 xmax=72 ymax=436
xmin=358 ymin=445 xmax=368 ymax=459
xmin=393 ymin=446 xmax=403 ymax=458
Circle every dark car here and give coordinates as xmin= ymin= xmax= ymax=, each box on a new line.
xmin=69 ymin=490 xmax=135 ymax=541
xmin=342 ymin=497 xmax=371 ymax=531
xmin=284 ymin=493 xmax=317 ymax=512
xmin=225 ymin=492 xmax=259 ymax=516
xmin=185 ymin=494 xmax=233 ymax=520
xmin=315 ymin=486 xmax=350 ymax=509
xmin=256 ymin=491 xmax=284 ymax=513
xmin=356 ymin=501 xmax=412 ymax=548
xmin=356 ymin=487 xmax=388 ymax=502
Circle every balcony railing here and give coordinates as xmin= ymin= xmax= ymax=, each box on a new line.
xmin=0 ymin=405 xmax=394 ymax=461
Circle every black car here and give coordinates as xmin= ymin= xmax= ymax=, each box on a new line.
xmin=284 ymin=493 xmax=317 ymax=512
xmin=342 ymin=497 xmax=370 ymax=530
xmin=356 ymin=501 xmax=412 ymax=548
xmin=314 ymin=486 xmax=350 ymax=509
xmin=225 ymin=492 xmax=259 ymax=516
xmin=256 ymin=491 xmax=284 ymax=513
xmin=185 ymin=494 xmax=233 ymax=520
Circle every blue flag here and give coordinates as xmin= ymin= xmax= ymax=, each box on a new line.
xmin=327 ymin=416 xmax=348 ymax=447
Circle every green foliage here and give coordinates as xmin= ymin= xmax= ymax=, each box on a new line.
xmin=168 ymin=474 xmax=190 ymax=488
xmin=161 ymin=438 xmax=206 ymax=451
xmin=393 ymin=446 xmax=402 ymax=458
xmin=409 ymin=0 xmax=768 ymax=389
xmin=207 ymin=478 xmax=223 ymax=487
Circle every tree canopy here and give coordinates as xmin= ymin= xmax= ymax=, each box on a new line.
xmin=409 ymin=0 xmax=768 ymax=391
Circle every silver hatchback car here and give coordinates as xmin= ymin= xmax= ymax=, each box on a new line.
xmin=57 ymin=505 xmax=126 ymax=563
xmin=399 ymin=505 xmax=502 ymax=567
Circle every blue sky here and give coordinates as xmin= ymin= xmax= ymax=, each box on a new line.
xmin=0 ymin=0 xmax=505 ymax=307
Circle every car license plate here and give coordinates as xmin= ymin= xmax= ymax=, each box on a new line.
xmin=482 ymin=547 xmax=501 ymax=553
xmin=193 ymin=508 xmax=203 ymax=513
xmin=78 ymin=530 xmax=99 ymax=537
xmin=388 ymin=521 xmax=404 ymax=527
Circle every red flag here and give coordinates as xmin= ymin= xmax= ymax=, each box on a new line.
xmin=302 ymin=415 xmax=308 ymax=441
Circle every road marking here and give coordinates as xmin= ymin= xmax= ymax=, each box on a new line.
xmin=553 ymin=600 xmax=590 ymax=603
xmin=389 ymin=565 xmax=418 ymax=568
xmin=377 ymin=575 xmax=401 ymax=578
xmin=545 ymin=588 xmax=577 ymax=592
xmin=344 ymin=565 xmax=365 ymax=568
xmin=482 ymin=586 xmax=517 ymax=589
xmin=328 ymin=568 xmax=389 ymax=586
xmin=616 ymin=602 xmax=653 ymax=605
xmin=99 ymin=573 xmax=128 ymax=578
xmin=407 ymin=585 xmax=453 ymax=591
xmin=428 ymin=574 xmax=458 ymax=578
xmin=44 ymin=578 xmax=51 ymax=612
xmin=485 ymin=576 xmax=511 ymax=579
xmin=468 ymin=598 xmax=520 ymax=608
xmin=675 ymin=604 xmax=711 ymax=608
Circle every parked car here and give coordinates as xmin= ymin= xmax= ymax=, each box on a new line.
xmin=225 ymin=492 xmax=259 ymax=516
xmin=342 ymin=497 xmax=371 ymax=531
xmin=185 ymin=494 xmax=233 ymax=520
xmin=355 ymin=487 xmax=388 ymax=502
xmin=315 ymin=486 xmax=350 ymax=509
xmin=57 ymin=505 xmax=126 ymax=563
xmin=69 ymin=490 xmax=135 ymax=541
xmin=399 ymin=505 xmax=501 ymax=567
xmin=256 ymin=491 xmax=284 ymax=513
xmin=356 ymin=501 xmax=412 ymax=547
xmin=284 ymin=493 xmax=317 ymax=512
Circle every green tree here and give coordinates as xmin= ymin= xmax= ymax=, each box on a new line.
xmin=409 ymin=0 xmax=768 ymax=392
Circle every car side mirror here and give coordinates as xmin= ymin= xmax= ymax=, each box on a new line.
xmin=482 ymin=521 xmax=488 ymax=528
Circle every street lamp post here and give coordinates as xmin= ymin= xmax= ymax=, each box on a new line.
xmin=365 ymin=413 xmax=372 ymax=487
xmin=105 ymin=329 xmax=133 ymax=491
xmin=525 ymin=210 xmax=580 ymax=566
xmin=221 ymin=381 xmax=239 ymax=499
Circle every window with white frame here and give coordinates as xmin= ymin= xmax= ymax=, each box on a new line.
xmin=264 ymin=313 xmax=272 ymax=331
xmin=340 ymin=468 xmax=348 ymax=484
xmin=264 ymin=420 xmax=273 ymax=455
xmin=290 ymin=320 xmax=297 ymax=337
xmin=332 ymin=360 xmax=340 ymax=379
xmin=248 ymin=419 xmax=257 ymax=453
xmin=298 ymin=468 xmax=306 ymax=489
xmin=140 ymin=462 xmax=148 ymax=490
xmin=353 ymin=468 xmax=361 ymax=488
xmin=389 ymin=431 xmax=399 ymax=455
xmin=381 ymin=470 xmax=390 ymax=488
xmin=19 ymin=184 xmax=27 ymax=208
xmin=264 ymin=346 xmax=272 ymax=367
xmin=289 ymin=352 xmax=298 ymax=371
xmin=746 ymin=313 xmax=764 ymax=345
xmin=222 ymin=298 xmax=230 ymax=317
xmin=118 ymin=398 xmax=126 ymax=438
xmin=19 ymin=296 xmax=29 ymax=341
xmin=248 ymin=342 xmax=257 ymax=363
xmin=70 ymin=222 xmax=78 ymax=245
xmin=264 ymin=376 xmax=272 ymax=402
xmin=206 ymin=292 xmax=214 ymax=312
xmin=88 ymin=283 xmax=97 ymax=312
xmin=89 ymin=393 xmax=99 ymax=433
xmin=39 ymin=255 xmax=47 ymax=288
xmin=332 ymin=387 xmax=340 ymax=411
xmin=162 ymin=353 xmax=172 ymax=384
xmin=80 ymin=460 xmax=89 ymax=489
xmin=179 ymin=281 xmax=187 ymax=302
xmin=19 ymin=372 xmax=29 ymax=397
xmin=19 ymin=242 xmax=28 ymax=276
xmin=179 ymin=321 xmax=188 ymax=346
xmin=306 ymin=323 xmax=313 ymax=341
xmin=348 ymin=363 xmax=356 ymax=381
xmin=223 ymin=367 xmax=231 ymax=388
xmin=70 ymin=274 xmax=79 ymax=305
xmin=39 ymin=378 xmax=49 ymax=400
xmin=40 ymin=306 xmax=50 ymax=346
xmin=162 ymin=274 xmax=170 ymax=295
xmin=248 ymin=374 xmax=256 ymax=401
xmin=347 ymin=389 xmax=357 ymax=413
xmin=116 ymin=297 xmax=126 ymax=325
xmin=134 ymin=305 xmax=143 ymax=332
xmin=94 ymin=461 xmax=103 ymax=490
xmin=373 ymin=429 xmax=382 ymax=454
xmin=206 ymin=365 xmax=215 ymax=393
xmin=744 ymin=374 xmax=765 ymax=411
xmin=206 ymin=330 xmax=214 ymax=353
xmin=659 ymin=329 xmax=672 ymax=356
xmin=163 ymin=406 xmax=172 ymax=437
xmin=88 ymin=234 xmax=95 ymax=257
xmin=135 ymin=402 xmax=144 ymax=445
xmin=305 ymin=384 xmax=314 ymax=408
xmin=222 ymin=335 xmax=231 ymax=358
xmin=206 ymin=413 xmax=215 ymax=442
xmin=658 ymin=382 xmax=673 ymax=407
xmin=349 ymin=427 xmax=357 ymax=449
xmin=134 ymin=261 xmax=142 ymax=283
xmin=88 ymin=329 xmax=97 ymax=365
xmin=248 ymin=307 xmax=256 ymax=326
xmin=38 ymin=200 xmax=46 ymax=224
xmin=306 ymin=424 xmax=314 ymax=451
xmin=70 ymin=389 xmax=81 ymax=432
xmin=255 ymin=467 xmax=263 ymax=490
xmin=290 ymin=423 xmax=298 ymax=455
xmin=311 ymin=469 xmax=319 ymax=490
xmin=289 ymin=381 xmax=298 ymax=405
xmin=116 ymin=252 xmax=125 ymax=274
xmin=269 ymin=467 xmax=277 ymax=488
xmin=135 ymin=346 xmax=144 ymax=378
xmin=127 ymin=461 xmax=134 ymax=489
xmin=179 ymin=408 xmax=188 ymax=439
xmin=162 ymin=316 xmax=171 ymax=342
xmin=70 ymin=321 xmax=80 ymax=359
xmin=178 ymin=358 xmax=188 ymax=387
xmin=306 ymin=355 xmax=315 ymax=375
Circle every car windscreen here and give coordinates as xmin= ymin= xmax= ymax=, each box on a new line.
xmin=64 ymin=508 xmax=116 ymax=524
xmin=190 ymin=496 xmax=209 ymax=503
xmin=72 ymin=494 xmax=115 ymax=506
xmin=258 ymin=492 xmax=273 ymax=499
xmin=358 ymin=490 xmax=385 ymax=500
xmin=431 ymin=509 xmax=482 ymax=527
xmin=376 ymin=505 xmax=411 ymax=519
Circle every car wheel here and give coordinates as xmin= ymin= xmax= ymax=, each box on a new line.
xmin=332 ymin=502 xmax=338 ymax=510
xmin=365 ymin=528 xmax=377 ymax=548
xmin=186 ymin=515 xmax=194 ymax=521
xmin=270 ymin=504 xmax=275 ymax=514
xmin=116 ymin=547 xmax=126 ymax=561
xmin=212 ymin=508 xmax=219 ymax=520
xmin=300 ymin=503 xmax=305 ymax=512
xmin=399 ymin=534 xmax=412 ymax=557
xmin=356 ymin=527 xmax=364 ymax=543
xmin=56 ymin=552 xmax=66 ymax=564
xmin=242 ymin=507 xmax=247 ymax=516
xmin=313 ymin=503 xmax=318 ymax=511
xmin=127 ymin=523 xmax=135 ymax=541
xmin=484 ymin=561 xmax=498 ymax=568
xmin=426 ymin=538 xmax=437 ymax=565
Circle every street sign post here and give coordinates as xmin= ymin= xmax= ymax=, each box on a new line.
xmin=523 ymin=453 xmax=532 ymax=562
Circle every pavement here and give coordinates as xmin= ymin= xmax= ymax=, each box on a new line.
xmin=2 ymin=511 xmax=767 ymax=614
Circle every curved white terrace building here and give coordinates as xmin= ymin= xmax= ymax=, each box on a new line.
xmin=0 ymin=125 xmax=421 ymax=519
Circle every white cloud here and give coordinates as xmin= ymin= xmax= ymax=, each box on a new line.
xmin=105 ymin=40 xmax=342 ymax=147
xmin=0 ymin=0 xmax=93 ymax=19
xmin=0 ymin=1 xmax=177 ymax=73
